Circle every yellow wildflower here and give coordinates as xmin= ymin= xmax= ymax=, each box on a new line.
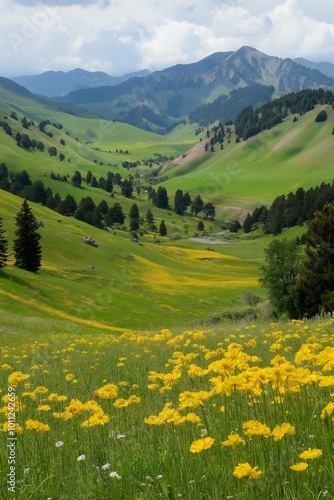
xmin=272 ymin=423 xmax=295 ymax=441
xmin=25 ymin=419 xmax=50 ymax=432
xmin=290 ymin=462 xmax=308 ymax=472
xmin=221 ymin=433 xmax=246 ymax=447
xmin=189 ymin=437 xmax=215 ymax=453
xmin=8 ymin=371 xmax=30 ymax=387
xmin=37 ymin=405 xmax=51 ymax=411
xmin=233 ymin=462 xmax=262 ymax=479
xmin=299 ymin=448 xmax=322 ymax=460
xmin=94 ymin=383 xmax=118 ymax=399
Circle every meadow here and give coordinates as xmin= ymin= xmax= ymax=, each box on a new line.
xmin=0 ymin=317 xmax=333 ymax=499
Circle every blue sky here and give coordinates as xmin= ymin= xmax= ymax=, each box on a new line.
xmin=0 ymin=0 xmax=333 ymax=76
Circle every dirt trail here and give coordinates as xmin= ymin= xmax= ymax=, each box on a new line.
xmin=160 ymin=139 xmax=205 ymax=174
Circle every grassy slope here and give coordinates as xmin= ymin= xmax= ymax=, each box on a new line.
xmin=0 ymin=190 xmax=263 ymax=331
xmin=0 ymin=88 xmax=329 ymax=332
xmin=161 ymin=106 xmax=334 ymax=217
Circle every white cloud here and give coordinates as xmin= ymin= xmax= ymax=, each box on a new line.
xmin=0 ymin=0 xmax=333 ymax=77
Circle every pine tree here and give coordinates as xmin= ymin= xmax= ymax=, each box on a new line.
xmin=13 ymin=200 xmax=42 ymax=272
xmin=0 ymin=217 xmax=8 ymax=269
xmin=159 ymin=220 xmax=167 ymax=236
xmin=294 ymin=203 xmax=334 ymax=317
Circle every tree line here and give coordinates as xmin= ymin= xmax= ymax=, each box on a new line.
xmin=259 ymin=202 xmax=334 ymax=319
xmin=235 ymin=88 xmax=334 ymax=141
xmin=240 ymin=180 xmax=334 ymax=236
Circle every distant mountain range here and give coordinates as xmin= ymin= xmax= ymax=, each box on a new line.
xmin=294 ymin=58 xmax=334 ymax=78
xmin=11 ymin=68 xmax=151 ymax=98
xmin=4 ymin=46 xmax=334 ymax=134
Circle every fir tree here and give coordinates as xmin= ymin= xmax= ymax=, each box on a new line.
xmin=159 ymin=219 xmax=167 ymax=236
xmin=13 ymin=200 xmax=42 ymax=272
xmin=0 ymin=217 xmax=8 ymax=269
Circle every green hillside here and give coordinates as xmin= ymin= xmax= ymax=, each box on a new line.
xmin=0 ymin=85 xmax=332 ymax=331
xmin=161 ymin=105 xmax=334 ymax=218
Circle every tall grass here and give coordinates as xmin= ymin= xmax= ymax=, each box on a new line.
xmin=1 ymin=317 xmax=333 ymax=499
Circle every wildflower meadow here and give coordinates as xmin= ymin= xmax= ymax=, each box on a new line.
xmin=1 ymin=318 xmax=333 ymax=499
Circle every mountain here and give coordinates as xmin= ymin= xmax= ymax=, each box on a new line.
xmin=10 ymin=68 xmax=151 ymax=98
xmin=294 ymin=57 xmax=334 ymax=78
xmin=51 ymin=47 xmax=334 ymax=134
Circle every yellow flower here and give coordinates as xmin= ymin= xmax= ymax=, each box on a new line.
xmin=48 ymin=393 xmax=67 ymax=402
xmin=25 ymin=419 xmax=50 ymax=432
xmin=21 ymin=392 xmax=36 ymax=399
xmin=290 ymin=462 xmax=308 ymax=472
xmin=233 ymin=462 xmax=262 ymax=479
xmin=1 ymin=364 xmax=12 ymax=370
xmin=243 ymin=420 xmax=271 ymax=438
xmin=94 ymin=383 xmax=118 ymax=399
xmin=179 ymin=390 xmax=210 ymax=409
xmin=189 ymin=437 xmax=214 ymax=453
xmin=320 ymin=402 xmax=334 ymax=420
xmin=221 ymin=433 xmax=245 ymax=447
xmin=113 ymin=398 xmax=129 ymax=408
xmin=8 ymin=371 xmax=30 ymax=387
xmin=65 ymin=373 xmax=75 ymax=381
xmin=34 ymin=386 xmax=49 ymax=394
xmin=0 ymin=422 xmax=23 ymax=433
xmin=299 ymin=448 xmax=322 ymax=460
xmin=272 ymin=423 xmax=295 ymax=441
xmin=37 ymin=405 xmax=51 ymax=411
xmin=81 ymin=412 xmax=109 ymax=427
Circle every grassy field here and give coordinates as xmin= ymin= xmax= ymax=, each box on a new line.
xmin=161 ymin=106 xmax=334 ymax=217
xmin=1 ymin=317 xmax=333 ymax=499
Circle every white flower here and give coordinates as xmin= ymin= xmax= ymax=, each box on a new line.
xmin=200 ymin=428 xmax=208 ymax=438
xmin=109 ymin=471 xmax=122 ymax=479
xmin=24 ymin=468 xmax=31 ymax=475
xmin=116 ymin=433 xmax=125 ymax=439
xmin=157 ymin=475 xmax=163 ymax=479
xmin=101 ymin=463 xmax=110 ymax=470
xmin=55 ymin=441 xmax=64 ymax=448
xmin=77 ymin=454 xmax=86 ymax=461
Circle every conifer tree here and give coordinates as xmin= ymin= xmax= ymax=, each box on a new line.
xmin=0 ymin=217 xmax=8 ymax=269
xmin=294 ymin=203 xmax=334 ymax=317
xmin=13 ymin=200 xmax=42 ymax=272
xmin=159 ymin=219 xmax=167 ymax=236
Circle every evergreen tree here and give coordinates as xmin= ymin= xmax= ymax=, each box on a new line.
xmin=154 ymin=187 xmax=169 ymax=209
xmin=197 ymin=220 xmax=204 ymax=231
xmin=203 ymin=202 xmax=215 ymax=220
xmin=159 ymin=219 xmax=167 ymax=236
xmin=13 ymin=200 xmax=42 ymax=272
xmin=0 ymin=217 xmax=8 ymax=269
xmin=294 ymin=203 xmax=334 ymax=317
xmin=191 ymin=195 xmax=204 ymax=216
xmin=145 ymin=209 xmax=154 ymax=224
xmin=129 ymin=203 xmax=140 ymax=231
xmin=105 ymin=203 xmax=125 ymax=227
xmin=243 ymin=213 xmax=253 ymax=233
xmin=72 ymin=170 xmax=82 ymax=187
xmin=259 ymin=239 xmax=301 ymax=317
xmin=121 ymin=179 xmax=133 ymax=198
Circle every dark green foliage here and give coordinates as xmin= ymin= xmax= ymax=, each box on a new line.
xmin=189 ymin=84 xmax=275 ymax=126
xmin=294 ymin=203 xmax=334 ymax=318
xmin=59 ymin=153 xmax=65 ymax=162
xmin=48 ymin=146 xmax=57 ymax=157
xmin=203 ymin=202 xmax=215 ymax=220
xmin=154 ymin=186 xmax=169 ymax=209
xmin=259 ymin=239 xmax=301 ymax=317
xmin=121 ymin=179 xmax=133 ymax=198
xmin=0 ymin=217 xmax=8 ymax=269
xmin=230 ymin=220 xmax=241 ymax=233
xmin=57 ymin=195 xmax=78 ymax=216
xmin=191 ymin=195 xmax=204 ymax=216
xmin=145 ymin=209 xmax=154 ymax=224
xmin=13 ymin=200 xmax=42 ymax=272
xmin=315 ymin=110 xmax=328 ymax=122
xmin=243 ymin=213 xmax=253 ymax=233
xmin=129 ymin=203 xmax=140 ymax=231
xmin=159 ymin=219 xmax=167 ymax=236
xmin=86 ymin=170 xmax=92 ymax=184
xmin=197 ymin=220 xmax=204 ymax=231
xmin=174 ymin=189 xmax=191 ymax=215
xmin=105 ymin=203 xmax=125 ymax=227
xmin=71 ymin=171 xmax=82 ymax=187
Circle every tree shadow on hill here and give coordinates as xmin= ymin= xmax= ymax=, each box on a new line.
xmin=0 ymin=269 xmax=38 ymax=291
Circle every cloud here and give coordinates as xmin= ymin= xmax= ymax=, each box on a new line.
xmin=0 ymin=0 xmax=333 ymax=77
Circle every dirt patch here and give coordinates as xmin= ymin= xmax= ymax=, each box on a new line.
xmin=160 ymin=140 xmax=206 ymax=174
xmin=188 ymin=237 xmax=228 ymax=245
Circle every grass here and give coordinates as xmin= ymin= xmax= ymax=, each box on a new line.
xmin=161 ymin=107 xmax=334 ymax=215
xmin=0 ymin=317 xmax=333 ymax=498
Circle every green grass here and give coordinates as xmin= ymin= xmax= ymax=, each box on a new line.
xmin=161 ymin=106 xmax=334 ymax=215
xmin=0 ymin=318 xmax=333 ymax=498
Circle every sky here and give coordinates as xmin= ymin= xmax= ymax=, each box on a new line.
xmin=0 ymin=0 xmax=334 ymax=77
